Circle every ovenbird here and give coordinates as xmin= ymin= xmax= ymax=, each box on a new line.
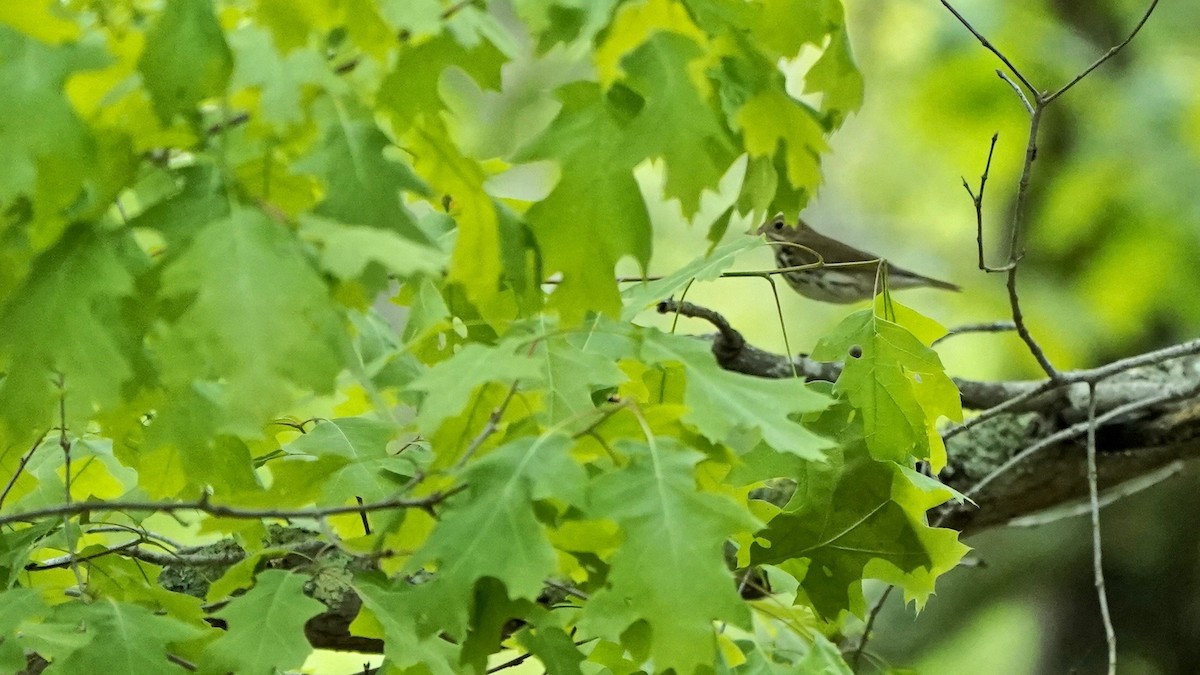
xmin=756 ymin=214 xmax=959 ymax=303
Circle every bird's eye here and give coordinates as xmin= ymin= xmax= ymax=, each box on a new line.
xmin=772 ymin=220 xmax=784 ymax=231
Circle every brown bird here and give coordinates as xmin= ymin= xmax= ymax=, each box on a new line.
xmin=756 ymin=214 xmax=960 ymax=303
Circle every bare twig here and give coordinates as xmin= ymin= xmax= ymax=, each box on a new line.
xmin=1086 ymin=383 xmax=1117 ymax=674
xmin=1045 ymin=0 xmax=1161 ymax=103
xmin=962 ymin=132 xmax=1004 ymax=271
xmin=996 ymin=70 xmax=1034 ymax=114
xmin=485 ymin=639 xmax=592 ymax=674
xmin=84 ymin=523 xmax=184 ymax=550
xmin=956 ymin=381 xmax=1200 ymax=506
xmin=938 ymin=0 xmax=1037 ymax=95
xmin=544 ymin=578 xmax=590 ymax=601
xmin=25 ymin=537 xmax=375 ymax=571
xmin=932 ymin=320 xmax=1016 ymax=346
xmin=669 ymin=279 xmax=697 ymax=333
xmin=0 ymin=487 xmax=463 ymax=530
xmin=1007 ymin=104 xmax=1043 ymax=255
xmin=944 ymin=338 xmax=1200 ymax=440
xmin=455 ymin=340 xmax=539 ymax=470
xmin=656 ymin=299 xmax=745 ymax=353
xmin=57 ymin=379 xmax=88 ymax=594
xmin=0 ymin=428 xmax=50 ymax=509
xmin=167 ymin=654 xmax=198 ymax=671
xmin=948 ymin=0 xmax=1160 ymax=384
xmin=1006 ymin=266 xmax=1058 ymax=378
xmin=765 ymin=275 xmax=799 ymax=378
xmin=1006 ymin=461 xmax=1184 ymax=528
xmin=486 ymin=650 xmax=537 ymax=673
xmin=204 ymin=111 xmax=250 ymax=136
xmin=25 ymin=538 xmax=144 ymax=571
xmin=441 ymin=0 xmax=478 ymax=19
xmin=851 ymin=584 xmax=895 ymax=672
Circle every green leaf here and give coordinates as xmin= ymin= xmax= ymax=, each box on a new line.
xmin=581 ymin=438 xmax=758 ymax=674
xmin=517 ymin=82 xmax=652 ymax=323
xmin=0 ymin=26 xmax=107 ymax=238
xmin=295 ymin=95 xmax=429 ymax=241
xmin=406 ymin=117 xmax=504 ymax=308
xmin=750 ymin=402 xmax=967 ymax=619
xmin=406 ymin=340 xmax=542 ymax=435
xmin=0 ymin=2 xmax=81 ymax=44
xmin=804 ymin=26 xmax=863 ymax=127
xmin=379 ymin=34 xmax=505 ymax=134
xmin=274 ymin=417 xmax=411 ymax=504
xmin=353 ymin=576 xmax=460 ymax=675
xmin=461 ymin=578 xmax=540 ymax=672
xmin=809 ymin=299 xmax=961 ymax=470
xmin=0 ymin=588 xmax=45 ymax=672
xmin=0 ymin=229 xmax=137 ymax=432
xmin=620 ymin=32 xmax=737 ymax=215
xmin=516 ymin=621 xmax=586 ymax=675
xmin=438 ymin=47 xmax=590 ymax=159
xmin=32 ymin=599 xmax=205 ymax=674
xmin=155 ymin=207 xmax=347 ymax=436
xmin=745 ymin=0 xmax=838 ymax=59
xmin=138 ymin=0 xmax=232 ymax=122
xmin=534 ymin=317 xmax=627 ymax=425
xmin=407 ymin=434 xmax=586 ymax=635
xmin=300 ymin=213 xmax=446 ymax=280
xmin=621 ymin=236 xmax=762 ymax=320
xmin=735 ymin=88 xmax=827 ymax=202
xmin=126 ymin=164 xmax=229 ymax=249
xmin=379 ymin=0 xmax=443 ymax=35
xmin=208 ymin=570 xmax=326 ymax=675
xmin=640 ymin=329 xmax=831 ymax=458
xmin=228 ymin=24 xmax=344 ymax=129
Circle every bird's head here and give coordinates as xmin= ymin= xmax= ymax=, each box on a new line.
xmin=755 ymin=213 xmax=811 ymax=241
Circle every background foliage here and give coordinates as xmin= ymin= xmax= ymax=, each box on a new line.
xmin=653 ymin=1 xmax=1197 ymax=673
xmin=0 ymin=0 xmax=982 ymax=673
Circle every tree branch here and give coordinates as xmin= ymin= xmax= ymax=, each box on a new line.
xmin=0 ymin=487 xmax=463 ymax=529
xmin=652 ymin=300 xmax=1200 ymax=534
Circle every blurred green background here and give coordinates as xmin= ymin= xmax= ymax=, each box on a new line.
xmin=631 ymin=0 xmax=1200 ymax=673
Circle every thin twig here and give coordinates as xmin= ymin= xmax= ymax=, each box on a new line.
xmin=165 ymin=653 xmax=198 ymax=671
xmin=669 ymin=279 xmax=697 ymax=334
xmin=456 ymin=382 xmax=520 ymax=470
xmin=552 ymin=256 xmax=877 ymax=286
xmin=851 ymin=584 xmax=895 ymax=672
xmin=996 ymin=70 xmax=1034 ymax=114
xmin=961 ymin=132 xmax=1003 ymax=271
xmin=1006 ymin=461 xmax=1184 ymax=528
xmin=944 ymin=338 xmax=1200 ymax=440
xmin=485 ymin=638 xmax=593 ymax=673
xmin=0 ymin=487 xmax=464 ymax=530
xmin=766 ymin=275 xmax=799 ymax=378
xmin=84 ymin=523 xmax=184 ymax=550
xmin=486 ymin=650 xmax=537 ymax=673
xmin=1086 ymin=383 xmax=1117 ymax=674
xmin=955 ymin=381 xmax=1200 ymax=506
xmin=0 ymin=428 xmax=50 ymax=509
xmin=1045 ymin=0 xmax=1161 ymax=103
xmin=938 ymin=0 xmax=1037 ymax=95
xmin=656 ymin=299 xmax=745 ymax=352
xmin=203 ymin=111 xmax=250 ymax=136
xmin=931 ymin=321 xmax=1016 ymax=346
xmin=1006 ymin=265 xmax=1058 ymax=379
xmin=1006 ymin=106 xmax=1043 ymax=260
xmin=441 ymin=0 xmax=478 ymax=19
xmin=58 ymin=378 xmax=88 ymax=594
xmin=544 ymin=578 xmax=590 ymax=601
xmin=25 ymin=538 xmax=143 ymax=571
